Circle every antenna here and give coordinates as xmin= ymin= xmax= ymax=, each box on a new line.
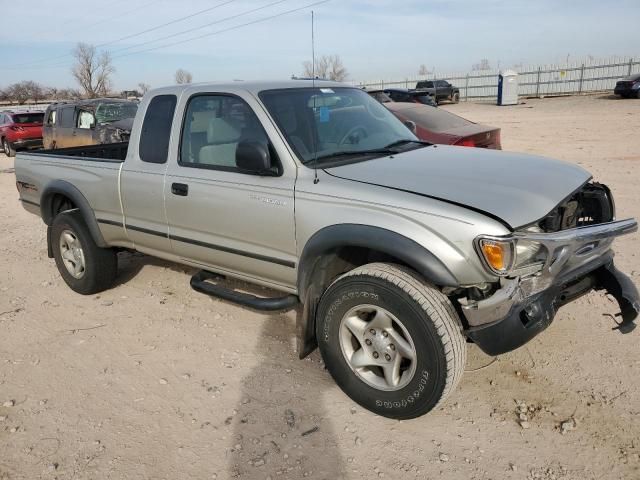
xmin=311 ymin=10 xmax=319 ymax=184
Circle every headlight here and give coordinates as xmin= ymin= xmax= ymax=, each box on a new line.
xmin=514 ymin=240 xmax=546 ymax=268
xmin=476 ymin=236 xmax=548 ymax=276
xmin=476 ymin=237 xmax=515 ymax=275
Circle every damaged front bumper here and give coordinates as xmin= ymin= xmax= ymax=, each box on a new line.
xmin=461 ymin=219 xmax=639 ymax=356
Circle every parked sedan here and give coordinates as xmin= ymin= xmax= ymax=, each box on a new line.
xmin=614 ymin=73 xmax=640 ymax=98
xmin=369 ymin=88 xmax=438 ymax=107
xmin=385 ymin=102 xmax=501 ymax=149
xmin=0 ymin=110 xmax=44 ymax=157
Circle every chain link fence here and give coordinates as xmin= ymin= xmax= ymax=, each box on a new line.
xmin=354 ymin=55 xmax=640 ymax=102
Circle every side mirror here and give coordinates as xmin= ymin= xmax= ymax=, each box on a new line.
xmin=403 ymin=120 xmax=417 ymax=134
xmin=236 ymin=140 xmax=275 ymax=175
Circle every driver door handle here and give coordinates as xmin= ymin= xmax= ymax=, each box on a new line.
xmin=171 ymin=183 xmax=189 ymax=196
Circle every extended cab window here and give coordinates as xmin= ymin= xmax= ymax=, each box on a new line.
xmin=139 ymin=94 xmax=177 ymax=164
xmin=46 ymin=110 xmax=56 ymax=126
xmin=179 ymin=94 xmax=269 ymax=171
xmin=59 ymin=107 xmax=75 ymax=128
xmin=77 ymin=110 xmax=95 ymax=129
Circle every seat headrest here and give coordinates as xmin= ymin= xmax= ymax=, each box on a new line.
xmin=207 ymin=117 xmax=240 ymax=143
xmin=275 ymin=104 xmax=297 ymax=133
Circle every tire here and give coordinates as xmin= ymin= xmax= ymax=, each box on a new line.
xmin=3 ymin=139 xmax=15 ymax=157
xmin=316 ymin=263 xmax=466 ymax=419
xmin=452 ymin=92 xmax=460 ymax=103
xmin=51 ymin=210 xmax=117 ymax=294
xmin=636 ymin=90 xmax=640 ymax=99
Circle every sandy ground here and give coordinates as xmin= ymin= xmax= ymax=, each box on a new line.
xmin=1 ymin=94 xmax=639 ymax=480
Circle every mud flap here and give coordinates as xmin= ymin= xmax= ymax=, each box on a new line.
xmin=595 ymin=262 xmax=639 ymax=333
xmin=297 ymin=285 xmax=320 ymax=359
xmin=47 ymin=226 xmax=54 ymax=258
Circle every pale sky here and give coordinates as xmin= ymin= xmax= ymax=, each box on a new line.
xmin=1 ymin=0 xmax=638 ymax=91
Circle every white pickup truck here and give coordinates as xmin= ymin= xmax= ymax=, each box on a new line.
xmin=14 ymin=80 xmax=639 ymax=419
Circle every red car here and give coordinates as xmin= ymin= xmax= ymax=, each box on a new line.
xmin=0 ymin=110 xmax=44 ymax=157
xmin=385 ymin=102 xmax=501 ymax=149
xmin=367 ymin=90 xmax=501 ymax=149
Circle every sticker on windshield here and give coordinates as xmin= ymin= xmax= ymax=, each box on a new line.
xmin=319 ymin=88 xmax=335 ymax=94
xmin=319 ymin=106 xmax=330 ymax=123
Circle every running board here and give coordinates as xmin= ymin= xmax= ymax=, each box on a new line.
xmin=190 ymin=270 xmax=299 ymax=312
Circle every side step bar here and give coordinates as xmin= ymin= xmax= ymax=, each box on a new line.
xmin=190 ymin=270 xmax=299 ymax=312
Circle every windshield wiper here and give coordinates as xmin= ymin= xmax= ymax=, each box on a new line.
xmin=383 ymin=139 xmax=431 ymax=149
xmin=308 ymin=148 xmax=396 ymax=164
xmin=304 ymin=140 xmax=431 ymax=165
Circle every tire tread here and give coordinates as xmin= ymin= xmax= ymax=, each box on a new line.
xmin=331 ymin=262 xmax=466 ymax=411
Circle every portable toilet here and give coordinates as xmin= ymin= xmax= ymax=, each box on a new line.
xmin=497 ymin=70 xmax=518 ymax=105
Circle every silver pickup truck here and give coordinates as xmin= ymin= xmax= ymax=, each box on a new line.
xmin=14 ymin=80 xmax=639 ymax=419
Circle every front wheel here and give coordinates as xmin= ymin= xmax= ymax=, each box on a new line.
xmin=316 ymin=263 xmax=466 ymax=419
xmin=452 ymin=92 xmax=460 ymax=103
xmin=52 ymin=210 xmax=118 ymax=294
xmin=2 ymin=139 xmax=15 ymax=157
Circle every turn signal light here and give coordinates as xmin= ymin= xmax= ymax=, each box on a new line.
xmin=477 ymin=238 xmax=514 ymax=275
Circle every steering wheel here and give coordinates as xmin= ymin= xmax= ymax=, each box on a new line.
xmin=339 ymin=125 xmax=369 ymax=146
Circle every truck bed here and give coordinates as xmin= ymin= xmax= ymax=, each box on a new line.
xmin=15 ymin=144 xmax=127 ymax=240
xmin=33 ymin=142 xmax=129 ymax=161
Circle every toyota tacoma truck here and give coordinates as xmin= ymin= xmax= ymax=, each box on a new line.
xmin=14 ymin=80 xmax=639 ymax=419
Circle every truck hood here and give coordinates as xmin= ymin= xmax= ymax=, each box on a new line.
xmin=325 ymin=145 xmax=592 ymax=229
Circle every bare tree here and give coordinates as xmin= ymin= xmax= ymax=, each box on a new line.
xmin=138 ymin=82 xmax=151 ymax=95
xmin=5 ymin=81 xmax=44 ymax=105
xmin=471 ymin=59 xmax=491 ymax=71
xmin=302 ymin=54 xmax=348 ymax=82
xmin=71 ymin=42 xmax=115 ymax=98
xmin=175 ymin=69 xmax=193 ymax=84
xmin=418 ymin=64 xmax=433 ymax=76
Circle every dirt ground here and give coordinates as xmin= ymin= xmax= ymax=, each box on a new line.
xmin=1 ymin=94 xmax=639 ymax=480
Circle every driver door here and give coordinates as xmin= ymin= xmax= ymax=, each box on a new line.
xmin=163 ymin=91 xmax=297 ymax=289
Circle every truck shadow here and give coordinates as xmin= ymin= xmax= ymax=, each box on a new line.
xmin=226 ymin=314 xmax=346 ymax=479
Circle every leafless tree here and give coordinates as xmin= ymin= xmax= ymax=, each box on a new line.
xmin=138 ymin=82 xmax=151 ymax=94
xmin=71 ymin=42 xmax=115 ymax=98
xmin=175 ymin=69 xmax=193 ymax=84
xmin=472 ymin=59 xmax=491 ymax=71
xmin=418 ymin=64 xmax=433 ymax=76
xmin=58 ymin=88 xmax=83 ymax=100
xmin=302 ymin=54 xmax=348 ymax=82
xmin=5 ymin=81 xmax=44 ymax=105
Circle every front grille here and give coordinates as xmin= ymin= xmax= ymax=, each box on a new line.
xmin=539 ymin=183 xmax=614 ymax=232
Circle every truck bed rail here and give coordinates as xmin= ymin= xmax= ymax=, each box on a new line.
xmin=32 ymin=142 xmax=128 ymax=161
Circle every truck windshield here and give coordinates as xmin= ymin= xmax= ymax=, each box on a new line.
xmin=260 ymin=87 xmax=419 ymax=165
xmin=95 ymin=103 xmax=138 ymax=124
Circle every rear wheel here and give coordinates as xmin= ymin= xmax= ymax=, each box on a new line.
xmin=316 ymin=263 xmax=466 ymax=419
xmin=52 ymin=210 xmax=117 ymax=294
xmin=2 ymin=139 xmax=15 ymax=157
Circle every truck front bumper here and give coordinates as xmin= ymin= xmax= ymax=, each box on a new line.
xmin=461 ymin=219 xmax=639 ymax=356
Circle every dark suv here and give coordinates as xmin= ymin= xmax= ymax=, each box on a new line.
xmin=614 ymin=73 xmax=640 ymax=99
xmin=415 ymin=80 xmax=460 ymax=104
xmin=43 ymin=99 xmax=138 ymax=149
